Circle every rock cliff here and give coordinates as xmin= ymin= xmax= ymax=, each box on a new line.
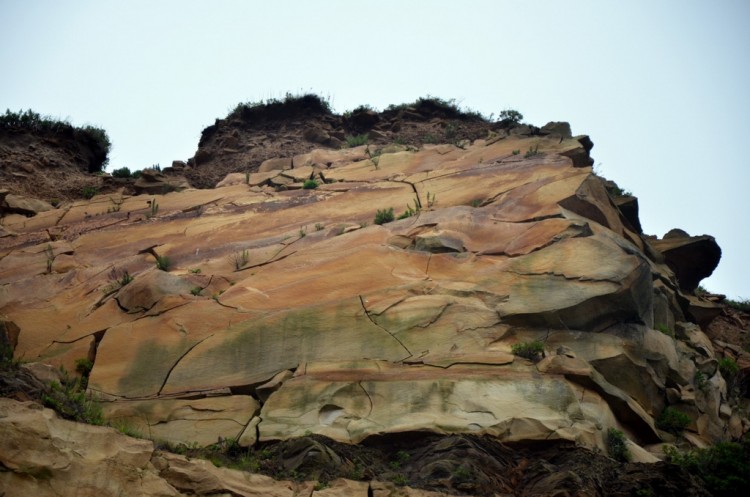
xmin=0 ymin=96 xmax=745 ymax=496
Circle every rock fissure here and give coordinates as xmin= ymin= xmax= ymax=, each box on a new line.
xmin=358 ymin=295 xmax=412 ymax=358
xmin=157 ymin=334 xmax=216 ymax=395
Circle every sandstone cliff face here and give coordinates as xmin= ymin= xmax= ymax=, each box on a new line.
xmin=0 ymin=110 xmax=740 ymax=494
xmin=1 ymin=127 xmax=733 ymax=446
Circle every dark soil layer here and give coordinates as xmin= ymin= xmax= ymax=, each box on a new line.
xmin=175 ymin=432 xmax=710 ymax=497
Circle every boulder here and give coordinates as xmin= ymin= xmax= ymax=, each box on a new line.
xmin=651 ymin=230 xmax=722 ymax=291
xmin=0 ymin=192 xmax=54 ymax=216
xmin=134 ymin=169 xmax=191 ymax=195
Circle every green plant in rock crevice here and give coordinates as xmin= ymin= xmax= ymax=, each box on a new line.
xmin=656 ymin=406 xmax=691 ymax=434
xmin=606 ymin=428 xmax=630 ymax=462
xmin=511 ymin=340 xmax=545 ymax=361
xmin=155 ymin=255 xmax=171 ymax=271
xmin=524 ymin=144 xmax=540 ymax=158
xmin=374 ymin=208 xmax=395 ymax=225
xmin=41 ymin=364 xmax=103 ymax=425
xmin=44 ymin=244 xmax=55 ymax=273
xmin=230 ymin=249 xmax=249 ymax=271
xmin=147 ymin=199 xmax=159 ymax=218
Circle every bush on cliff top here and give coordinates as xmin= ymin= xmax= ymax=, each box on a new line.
xmin=0 ymin=109 xmax=111 ymax=172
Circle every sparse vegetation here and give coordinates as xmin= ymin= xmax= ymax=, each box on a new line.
xmin=314 ymin=223 xmax=324 ymax=231
xmin=81 ymin=186 xmax=98 ymax=199
xmin=426 ymin=191 xmax=437 ymax=208
xmin=102 ymin=267 xmax=133 ymax=294
xmin=606 ymin=184 xmax=633 ymax=197
xmin=606 ymin=428 xmax=630 ymax=462
xmin=385 ymin=96 xmax=487 ymax=122
xmin=469 ymin=198 xmax=483 ymax=207
xmin=44 ymin=244 xmax=54 ymax=273
xmin=41 ymin=365 xmax=103 ymax=425
xmin=397 ymin=204 xmax=418 ymax=220
xmin=665 ymin=439 xmax=750 ymax=497
xmin=391 ymin=473 xmax=408 ymax=486
xmin=190 ymin=287 xmax=202 ymax=296
xmin=656 ymin=323 xmax=674 ymax=338
xmin=155 ymin=255 xmax=171 ymax=271
xmin=345 ymin=134 xmax=369 ymax=147
xmin=725 ymin=298 xmax=750 ymax=312
xmin=303 ymin=179 xmax=319 ymax=189
xmin=719 ymin=357 xmax=739 ymax=379
xmin=230 ymin=249 xmax=249 ymax=271
xmin=107 ymin=196 xmax=124 ymax=213
xmin=226 ymin=93 xmax=333 ymax=125
xmin=374 ymin=208 xmax=395 ymax=225
xmin=511 ymin=340 xmax=545 ymax=361
xmin=656 ymin=407 xmax=691 ymax=435
xmin=694 ymin=370 xmax=709 ymax=391
xmin=512 ymin=149 xmax=520 ymax=155
xmin=524 ymin=144 xmax=540 ymax=158
xmin=147 ymin=199 xmax=159 ymax=218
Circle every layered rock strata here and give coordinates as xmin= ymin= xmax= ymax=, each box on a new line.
xmin=0 ymin=130 xmax=732 ymax=461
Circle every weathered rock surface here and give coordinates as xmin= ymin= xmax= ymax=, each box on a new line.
xmin=651 ymin=229 xmax=722 ymax=292
xmin=1 ymin=103 xmax=744 ymax=497
xmin=0 ymin=398 xmax=482 ymax=497
xmin=0 ymin=129 xmax=736 ymax=457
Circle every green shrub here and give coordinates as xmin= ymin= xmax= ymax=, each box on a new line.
xmin=345 ymin=134 xmax=369 ymax=147
xmin=694 ymin=370 xmax=709 ymax=391
xmin=41 ymin=367 xmax=103 ymax=425
xmin=655 ymin=323 xmax=674 ymax=338
xmin=725 ymin=298 xmax=750 ymax=312
xmin=498 ymin=109 xmax=523 ymax=124
xmin=719 ymin=357 xmax=739 ymax=379
xmin=524 ymin=144 xmax=540 ymax=158
xmin=374 ymin=208 xmax=395 ymax=225
xmin=81 ymin=186 xmax=98 ymax=199
xmin=511 ymin=340 xmax=544 ymax=361
xmin=397 ymin=206 xmax=417 ymax=220
xmin=111 ymin=167 xmax=132 ymax=178
xmin=606 ymin=428 xmax=630 ymax=462
xmin=656 ymin=407 xmax=691 ymax=434
xmin=666 ymin=440 xmax=750 ymax=497
xmin=155 ymin=255 xmax=171 ymax=271
xmin=606 ymin=184 xmax=633 ymax=197
xmin=303 ymin=179 xmax=319 ymax=189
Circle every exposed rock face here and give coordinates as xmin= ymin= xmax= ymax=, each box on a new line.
xmin=1 ymin=129 xmax=735 ymax=456
xmin=0 ymin=106 xmax=742 ymax=495
xmin=650 ymin=229 xmax=722 ymax=292
xmin=0 ymin=398 xmax=712 ymax=497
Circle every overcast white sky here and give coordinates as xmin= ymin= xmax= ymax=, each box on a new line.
xmin=1 ymin=0 xmax=748 ymax=299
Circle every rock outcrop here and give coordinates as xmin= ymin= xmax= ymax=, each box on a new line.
xmin=0 ymin=99 xmax=742 ymax=495
xmin=1 ymin=128 xmax=733 ymax=452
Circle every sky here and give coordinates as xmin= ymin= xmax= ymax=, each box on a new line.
xmin=1 ymin=0 xmax=748 ymax=299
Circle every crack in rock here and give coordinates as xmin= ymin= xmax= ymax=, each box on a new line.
xmin=358 ymin=295 xmax=412 ymax=359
